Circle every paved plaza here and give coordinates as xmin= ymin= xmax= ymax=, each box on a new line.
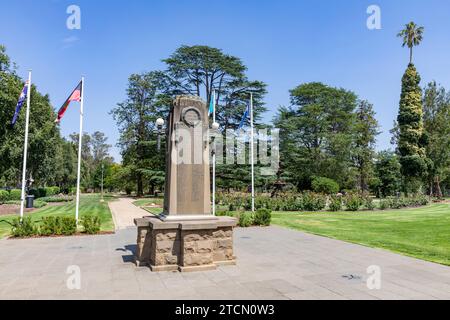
xmin=1 ymin=223 xmax=449 ymax=300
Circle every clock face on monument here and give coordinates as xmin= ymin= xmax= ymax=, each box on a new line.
xmin=182 ymin=107 xmax=202 ymax=127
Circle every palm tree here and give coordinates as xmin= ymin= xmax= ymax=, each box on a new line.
xmin=397 ymin=22 xmax=424 ymax=64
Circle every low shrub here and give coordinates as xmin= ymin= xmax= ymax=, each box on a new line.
xmin=379 ymin=199 xmax=390 ymax=210
xmin=238 ymin=212 xmax=253 ymax=228
xmin=255 ymin=196 xmax=272 ymax=210
xmin=417 ymin=195 xmax=431 ymax=206
xmin=80 ymin=215 xmax=101 ymax=234
xmin=0 ymin=190 xmax=10 ymax=203
xmin=39 ymin=195 xmax=74 ymax=203
xmin=40 ymin=217 xmax=61 ymax=236
xmin=39 ymin=216 xmax=77 ymax=236
xmin=9 ymin=189 xmax=22 ymax=201
xmin=216 ymin=211 xmax=236 ymax=218
xmin=311 ymin=177 xmax=340 ymax=195
xmin=377 ymin=195 xmax=430 ymax=210
xmin=69 ymin=187 xmax=77 ymax=195
xmin=60 ymin=217 xmax=77 ymax=235
xmin=243 ymin=197 xmax=252 ymax=211
xmin=280 ymin=195 xmax=303 ymax=211
xmin=302 ymin=192 xmax=327 ymax=211
xmin=44 ymin=187 xmax=56 ymax=197
xmin=328 ymin=196 xmax=343 ymax=212
xmin=11 ymin=217 xmax=38 ymax=238
xmin=344 ymin=194 xmax=362 ymax=211
xmin=5 ymin=200 xmax=21 ymax=205
xmin=364 ymin=196 xmax=376 ymax=211
xmin=216 ymin=192 xmax=430 ymax=214
xmin=253 ymin=208 xmax=272 ymax=226
xmin=33 ymin=200 xmax=47 ymax=209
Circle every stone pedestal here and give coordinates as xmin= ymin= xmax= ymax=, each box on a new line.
xmin=134 ymin=216 xmax=237 ymax=272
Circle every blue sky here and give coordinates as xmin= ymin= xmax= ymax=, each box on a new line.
xmin=1 ymin=0 xmax=450 ymax=161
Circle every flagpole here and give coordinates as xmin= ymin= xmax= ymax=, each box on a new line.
xmin=19 ymin=71 xmax=32 ymax=222
xmin=250 ymin=93 xmax=255 ymax=212
xmin=75 ymin=76 xmax=85 ymax=224
xmin=212 ymin=90 xmax=216 ymax=216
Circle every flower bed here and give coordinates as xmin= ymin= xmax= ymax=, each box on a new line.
xmin=216 ymin=192 xmax=431 ymax=213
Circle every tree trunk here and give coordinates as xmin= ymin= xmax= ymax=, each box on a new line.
xmin=150 ymin=183 xmax=155 ymax=196
xmin=137 ymin=174 xmax=143 ymax=197
xmin=433 ymin=175 xmax=443 ymax=198
xmin=410 ymin=47 xmax=413 ymax=64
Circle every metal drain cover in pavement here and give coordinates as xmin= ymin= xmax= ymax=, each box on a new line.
xmin=240 ymin=236 xmax=252 ymax=240
xmin=342 ymin=274 xmax=362 ymax=281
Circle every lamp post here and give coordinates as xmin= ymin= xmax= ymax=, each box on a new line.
xmin=156 ymin=118 xmax=165 ymax=152
xmin=100 ymin=162 xmax=104 ymax=202
xmin=211 ymin=121 xmax=220 ymax=216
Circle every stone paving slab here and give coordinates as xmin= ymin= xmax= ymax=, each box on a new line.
xmin=0 ymin=226 xmax=449 ymax=300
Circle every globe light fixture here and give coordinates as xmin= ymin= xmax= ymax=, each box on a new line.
xmin=156 ymin=118 xmax=165 ymax=127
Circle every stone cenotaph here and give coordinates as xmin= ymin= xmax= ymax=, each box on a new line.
xmin=134 ymin=96 xmax=238 ymax=272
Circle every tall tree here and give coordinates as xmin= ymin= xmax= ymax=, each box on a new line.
xmin=162 ymin=45 xmax=267 ymax=129
xmin=353 ymin=100 xmax=379 ymax=192
xmin=422 ymin=81 xmax=450 ymax=197
xmin=91 ymin=131 xmax=113 ymax=165
xmin=111 ymin=71 xmax=170 ymax=196
xmin=275 ymin=82 xmax=358 ymax=190
xmin=0 ymin=46 xmax=63 ymax=187
xmin=162 ymin=45 xmax=268 ymax=192
xmin=375 ymin=151 xmax=402 ymax=197
xmin=397 ymin=24 xmax=428 ymax=193
xmin=0 ymin=45 xmax=11 ymax=72
xmin=397 ymin=22 xmax=424 ymax=64
xmin=69 ymin=132 xmax=94 ymax=190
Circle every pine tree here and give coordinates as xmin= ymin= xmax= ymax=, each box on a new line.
xmin=396 ymin=22 xmax=428 ymax=193
xmin=397 ymin=64 xmax=428 ymax=193
xmin=353 ymin=100 xmax=379 ymax=192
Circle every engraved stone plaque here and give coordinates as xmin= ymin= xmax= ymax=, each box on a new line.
xmin=161 ymin=96 xmax=213 ymax=221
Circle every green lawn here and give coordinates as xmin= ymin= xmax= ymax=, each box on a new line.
xmin=132 ymin=198 xmax=164 ymax=207
xmin=0 ymin=194 xmax=115 ymax=238
xmin=272 ymin=203 xmax=450 ymax=266
xmin=143 ymin=207 xmax=163 ymax=215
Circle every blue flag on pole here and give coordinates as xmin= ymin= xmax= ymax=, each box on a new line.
xmin=11 ymin=81 xmax=29 ymax=127
xmin=208 ymin=96 xmax=214 ymax=115
xmin=237 ymin=104 xmax=250 ymax=131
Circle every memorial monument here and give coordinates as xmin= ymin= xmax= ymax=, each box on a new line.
xmin=134 ymin=96 xmax=238 ymax=272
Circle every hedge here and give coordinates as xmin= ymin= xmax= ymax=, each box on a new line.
xmin=216 ymin=192 xmax=430 ymax=213
xmin=0 ymin=190 xmax=10 ymax=204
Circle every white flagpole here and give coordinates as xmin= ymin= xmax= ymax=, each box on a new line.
xmin=19 ymin=70 xmax=32 ymax=222
xmin=212 ymin=90 xmax=216 ymax=216
xmin=75 ymin=77 xmax=85 ymax=224
xmin=250 ymin=93 xmax=255 ymax=212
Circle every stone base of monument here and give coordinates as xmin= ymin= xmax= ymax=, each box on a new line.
xmin=134 ymin=216 xmax=238 ymax=272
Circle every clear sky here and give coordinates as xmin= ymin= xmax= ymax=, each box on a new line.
xmin=1 ymin=0 xmax=450 ymax=161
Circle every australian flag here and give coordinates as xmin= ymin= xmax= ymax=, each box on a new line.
xmin=11 ymin=81 xmax=29 ymax=127
xmin=237 ymin=103 xmax=250 ymax=131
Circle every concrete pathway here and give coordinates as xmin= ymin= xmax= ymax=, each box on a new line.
xmin=108 ymin=198 xmax=149 ymax=230
xmin=0 ymin=225 xmax=449 ymax=300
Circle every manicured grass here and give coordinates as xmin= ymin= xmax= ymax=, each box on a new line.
xmin=133 ymin=198 xmax=164 ymax=216
xmin=271 ymin=203 xmax=450 ymax=266
xmin=143 ymin=207 xmax=163 ymax=215
xmin=133 ymin=198 xmax=163 ymax=207
xmin=0 ymin=194 xmax=116 ymax=238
